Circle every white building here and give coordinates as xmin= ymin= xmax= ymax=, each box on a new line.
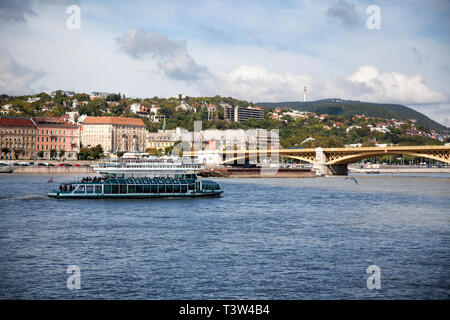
xmin=368 ymin=125 xmax=391 ymax=134
xmin=66 ymin=111 xmax=79 ymax=124
xmin=176 ymin=101 xmax=193 ymax=111
xmin=346 ymin=125 xmax=362 ymax=133
xmin=27 ymin=97 xmax=41 ymax=103
xmin=0 ymin=104 xmax=11 ymax=115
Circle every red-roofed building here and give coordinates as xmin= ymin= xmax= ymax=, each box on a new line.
xmin=81 ymin=116 xmax=147 ymax=154
xmin=0 ymin=117 xmax=36 ymax=160
xmin=34 ymin=117 xmax=80 ymax=160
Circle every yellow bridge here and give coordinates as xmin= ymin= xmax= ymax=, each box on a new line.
xmin=186 ymin=145 xmax=450 ymax=175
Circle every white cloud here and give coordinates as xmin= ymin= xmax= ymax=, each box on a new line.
xmin=348 ymin=65 xmax=447 ymax=104
xmin=0 ymin=50 xmax=45 ymax=95
xmin=408 ymin=103 xmax=450 ymax=127
xmin=116 ymin=28 xmax=210 ymax=81
xmin=212 ymin=65 xmax=315 ymax=102
xmin=209 ymin=64 xmax=448 ymax=105
xmin=0 ymin=2 xmax=448 ymax=126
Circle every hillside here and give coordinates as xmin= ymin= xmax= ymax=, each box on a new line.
xmin=258 ymin=99 xmax=448 ymax=133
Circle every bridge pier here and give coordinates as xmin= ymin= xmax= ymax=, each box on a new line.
xmin=313 ymin=164 xmax=348 ymax=176
xmin=313 ymin=147 xmax=348 ymax=175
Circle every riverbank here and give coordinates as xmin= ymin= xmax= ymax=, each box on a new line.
xmin=199 ymin=167 xmax=315 ymax=178
xmin=348 ymin=165 xmax=450 ymax=174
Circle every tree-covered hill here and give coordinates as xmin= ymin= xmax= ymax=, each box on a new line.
xmin=258 ymin=99 xmax=448 ymax=133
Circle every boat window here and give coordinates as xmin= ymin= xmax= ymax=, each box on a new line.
xmin=120 ymin=185 xmax=127 ymax=193
xmin=166 ymin=185 xmax=173 ymax=193
xmin=136 ymin=185 xmax=143 ymax=193
xmin=104 ymin=185 xmax=111 ymax=194
xmin=118 ymin=179 xmax=127 ymax=184
xmin=158 ymin=185 xmax=165 ymax=193
xmin=86 ymin=186 xmax=94 ymax=193
xmin=112 ymin=185 xmax=119 ymax=194
xmin=74 ymin=185 xmax=85 ymax=194
xmin=128 ymin=185 xmax=136 ymax=193
xmin=95 ymin=186 xmax=102 ymax=193
xmin=188 ymin=184 xmax=195 ymax=190
xmin=173 ymin=185 xmax=180 ymax=193
xmin=151 ymin=185 xmax=157 ymax=193
xmin=181 ymin=185 xmax=187 ymax=193
xmin=144 ymin=185 xmax=150 ymax=193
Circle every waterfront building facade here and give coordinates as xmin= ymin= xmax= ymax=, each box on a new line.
xmin=188 ymin=129 xmax=280 ymax=165
xmin=224 ymin=105 xmax=264 ymax=122
xmin=0 ymin=117 xmax=36 ymax=160
xmin=81 ymin=116 xmax=147 ymax=154
xmin=34 ymin=117 xmax=80 ymax=160
xmin=146 ymin=127 xmax=188 ymax=151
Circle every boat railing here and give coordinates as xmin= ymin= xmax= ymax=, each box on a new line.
xmin=97 ymin=157 xmax=200 ymax=165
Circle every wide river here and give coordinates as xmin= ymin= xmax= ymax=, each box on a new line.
xmin=0 ymin=173 xmax=448 ymax=299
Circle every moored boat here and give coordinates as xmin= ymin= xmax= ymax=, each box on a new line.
xmin=48 ymin=158 xmax=223 ymax=198
xmin=0 ymin=162 xmax=15 ymax=173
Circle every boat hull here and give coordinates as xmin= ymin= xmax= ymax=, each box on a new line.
xmin=0 ymin=166 xmax=15 ymax=173
xmin=48 ymin=190 xmax=223 ymax=199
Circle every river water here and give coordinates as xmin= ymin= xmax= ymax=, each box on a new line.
xmin=0 ymin=173 xmax=449 ymax=299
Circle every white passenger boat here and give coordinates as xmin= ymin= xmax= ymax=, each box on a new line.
xmin=48 ymin=158 xmax=223 ymax=198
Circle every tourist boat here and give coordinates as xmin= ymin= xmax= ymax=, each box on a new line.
xmin=0 ymin=162 xmax=15 ymax=173
xmin=48 ymin=158 xmax=223 ymax=198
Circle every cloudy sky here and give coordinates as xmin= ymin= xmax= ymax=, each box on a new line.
xmin=0 ymin=0 xmax=449 ymax=126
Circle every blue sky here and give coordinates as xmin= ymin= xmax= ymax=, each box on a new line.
xmin=0 ymin=0 xmax=449 ymax=126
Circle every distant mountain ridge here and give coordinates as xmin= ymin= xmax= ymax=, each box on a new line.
xmin=257 ymin=99 xmax=448 ymax=133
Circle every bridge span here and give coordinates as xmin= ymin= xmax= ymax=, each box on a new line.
xmin=185 ymin=145 xmax=450 ymax=175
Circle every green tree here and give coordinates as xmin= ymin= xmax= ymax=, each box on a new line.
xmin=77 ymin=145 xmax=104 ymax=160
xmin=78 ymin=99 xmax=108 ymax=116
xmin=59 ymin=150 xmax=65 ymax=158
xmin=106 ymin=94 xmax=121 ymax=102
xmin=90 ymin=144 xmax=104 ymax=159
xmin=146 ymin=147 xmax=162 ymax=157
xmin=50 ymin=149 xmax=57 ymax=159
xmin=1 ymin=147 xmax=11 ymax=158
